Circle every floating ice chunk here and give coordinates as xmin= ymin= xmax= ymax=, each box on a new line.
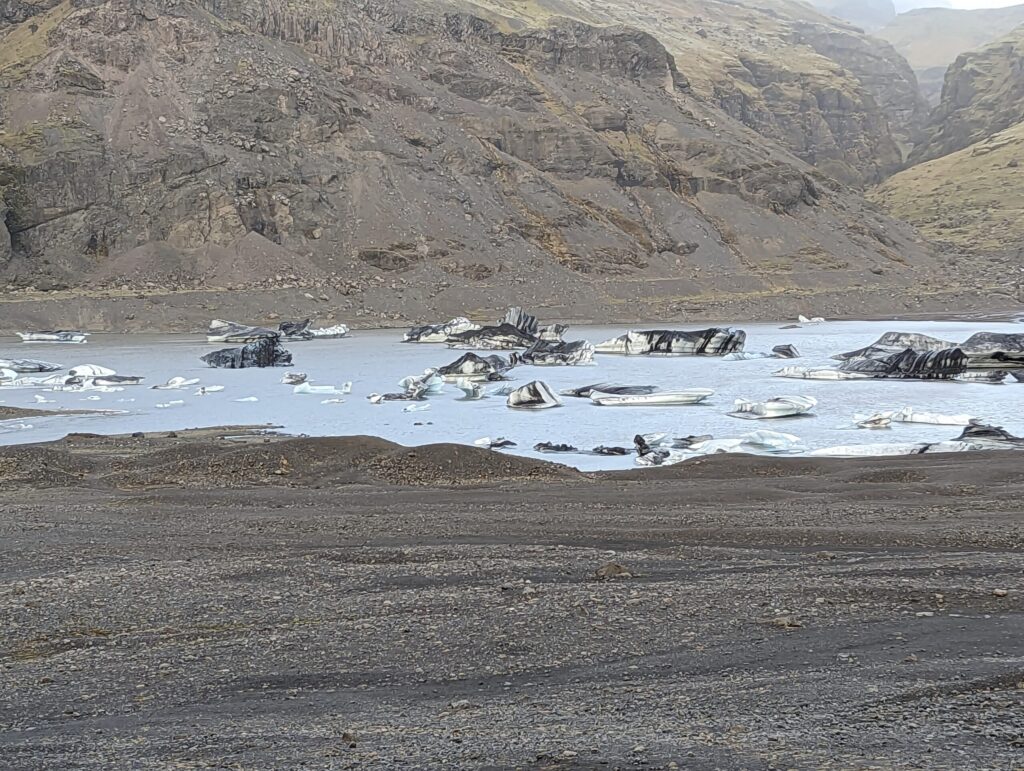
xmin=282 ymin=372 xmax=308 ymax=385
xmin=403 ymin=403 xmax=431 ymax=413
xmin=506 ymin=381 xmax=562 ymax=410
xmin=310 ymin=324 xmax=350 ymax=339
xmin=741 ymin=430 xmax=805 ymax=452
xmin=152 ymin=377 xmax=200 ymax=390
xmin=853 ymin=412 xmax=893 ymax=430
xmin=590 ymin=389 xmax=714 ymax=406
xmin=798 ymin=315 xmax=825 ymax=324
xmin=69 ymin=365 xmax=116 ymax=378
xmin=729 ymin=396 xmax=817 ymax=419
xmin=195 ymin=386 xmax=224 ymax=395
xmin=33 ymin=394 xmax=55 ymax=404
xmin=474 ymin=437 xmax=517 ymax=449
xmin=234 ymin=397 xmax=259 ymax=402
xmin=454 ymin=379 xmax=488 ymax=400
xmin=156 ymin=400 xmax=186 ymax=409
xmin=294 ymin=383 xmax=346 ymax=395
xmin=774 ymin=367 xmax=868 ymax=381
xmin=321 ymin=398 xmax=345 ymax=405
xmin=890 ymin=407 xmax=976 ymax=426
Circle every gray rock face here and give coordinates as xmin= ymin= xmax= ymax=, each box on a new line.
xmin=790 ymin=21 xmax=928 ymax=161
xmin=0 ymin=0 xmax=942 ymax=326
xmin=911 ymin=27 xmax=1024 ymax=164
xmin=0 ymin=192 xmax=11 ymax=265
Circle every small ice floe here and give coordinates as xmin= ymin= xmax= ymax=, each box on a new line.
xmin=398 ymin=371 xmax=445 ymax=396
xmin=320 ymin=398 xmax=345 ymax=405
xmin=890 ymin=407 xmax=976 ymax=426
xmin=774 ymin=366 xmax=869 ymax=381
xmin=117 ymin=398 xmax=136 ymax=403
xmin=798 ymin=315 xmax=825 ymax=324
xmin=590 ymin=389 xmax=713 ymax=407
xmin=367 ymin=393 xmax=384 ymax=404
xmin=722 ymin=347 xmax=799 ymax=360
xmin=341 ymin=382 xmax=352 ymax=394
xmin=853 ymin=413 xmax=893 ymax=430
xmin=33 ymin=394 xmax=55 ymax=404
xmin=309 ymin=324 xmax=350 ymax=339
xmin=156 ymin=400 xmax=186 ymax=409
xmin=506 ymin=381 xmax=562 ymax=410
xmin=68 ymin=364 xmax=115 ymax=378
xmin=730 ymin=396 xmax=817 ymax=420
xmin=282 ymin=372 xmax=308 ymax=385
xmin=454 ymin=379 xmax=488 ymax=400
xmin=561 ymin=384 xmax=657 ymax=398
xmin=294 ymin=383 xmax=346 ymax=395
xmin=18 ymin=331 xmax=88 ymax=344
xmin=403 ymin=317 xmax=479 ymax=343
xmin=152 ymin=377 xmax=200 ymax=390
xmin=475 ymin=437 xmax=517 ymax=449
xmin=234 ymin=397 xmax=259 ymax=402
xmin=0 ymin=359 xmax=63 ymax=373
xmin=83 ymin=396 xmax=102 ymax=402
xmin=195 ymin=386 xmax=224 ymax=395
xmin=403 ymin=403 xmax=431 ymax=413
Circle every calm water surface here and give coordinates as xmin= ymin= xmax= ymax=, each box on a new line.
xmin=2 ymin=319 xmax=1022 ymax=470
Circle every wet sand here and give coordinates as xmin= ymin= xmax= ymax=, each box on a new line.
xmin=1 ymin=429 xmax=1022 ymax=769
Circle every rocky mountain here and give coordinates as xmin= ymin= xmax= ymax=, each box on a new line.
xmin=463 ymin=0 xmax=927 ymax=184
xmin=909 ymin=24 xmax=1024 ymax=165
xmin=869 ymin=23 xmax=1024 ymax=263
xmin=878 ymin=4 xmax=1024 ymax=104
xmin=0 ymin=0 xmax=959 ymax=330
xmin=807 ymin=0 xmax=896 ymax=32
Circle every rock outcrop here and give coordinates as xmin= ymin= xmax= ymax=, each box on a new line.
xmin=0 ymin=0 xmax=947 ymax=329
xmin=463 ymin=0 xmax=925 ymax=185
xmin=910 ymin=26 xmax=1024 ymax=165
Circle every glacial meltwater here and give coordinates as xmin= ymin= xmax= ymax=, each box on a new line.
xmin=2 ymin=319 xmax=1022 ymax=471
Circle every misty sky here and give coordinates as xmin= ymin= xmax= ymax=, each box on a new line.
xmin=950 ymin=1 xmax=1023 ymax=7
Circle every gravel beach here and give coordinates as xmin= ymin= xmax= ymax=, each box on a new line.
xmin=1 ymin=430 xmax=1022 ymax=769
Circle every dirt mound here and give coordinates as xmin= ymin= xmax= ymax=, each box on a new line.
xmin=353 ymin=443 xmax=579 ymax=487
xmin=103 ymin=436 xmax=402 ymax=489
xmin=0 ymin=446 xmax=95 ymax=487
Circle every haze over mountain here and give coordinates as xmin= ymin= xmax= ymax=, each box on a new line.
xmin=878 ymin=3 xmax=1024 ymax=103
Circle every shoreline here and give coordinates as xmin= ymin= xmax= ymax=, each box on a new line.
xmin=1 ymin=308 xmax=1021 ymax=337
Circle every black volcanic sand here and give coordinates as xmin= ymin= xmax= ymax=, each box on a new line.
xmin=1 ymin=429 xmax=1022 ymax=769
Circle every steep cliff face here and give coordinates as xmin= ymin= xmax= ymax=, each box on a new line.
xmin=870 ymin=24 xmax=1024 ymax=258
xmin=788 ymin=20 xmax=927 ymax=159
xmin=877 ymin=6 xmax=1024 ymax=105
xmin=462 ymin=0 xmax=923 ymax=186
xmin=0 ymin=0 xmax=945 ymax=327
xmin=910 ymin=27 xmax=1024 ymax=165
